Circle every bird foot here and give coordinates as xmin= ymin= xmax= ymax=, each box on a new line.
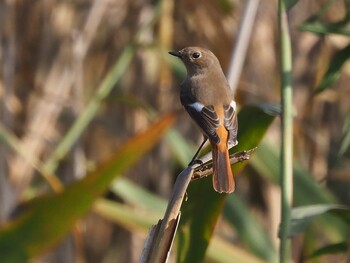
xmin=188 ymin=159 xmax=203 ymax=166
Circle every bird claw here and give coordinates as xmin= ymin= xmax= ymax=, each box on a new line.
xmin=188 ymin=159 xmax=203 ymax=166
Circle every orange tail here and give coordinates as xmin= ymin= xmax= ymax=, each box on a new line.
xmin=212 ymin=144 xmax=235 ymax=193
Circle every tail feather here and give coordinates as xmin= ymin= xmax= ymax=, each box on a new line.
xmin=212 ymin=145 xmax=235 ymax=193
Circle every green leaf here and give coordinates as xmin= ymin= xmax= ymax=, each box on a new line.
xmin=177 ymin=104 xmax=278 ymax=263
xmin=207 ymin=236 xmax=265 ymax=263
xmin=251 ymin=141 xmax=348 ymax=245
xmin=0 ymin=114 xmax=176 ymax=263
xmin=224 ymin=195 xmax=278 ymax=262
xmin=308 ymin=242 xmax=348 ymax=259
xmin=251 ymin=142 xmax=337 ymax=204
xmin=231 ymin=103 xmax=280 ymax=171
xmin=339 ymin=113 xmax=350 ymax=155
xmin=93 ymin=198 xmax=158 ymax=234
xmin=288 ymin=204 xmax=350 ymax=237
xmin=315 ymin=44 xmax=350 ymax=93
xmin=165 ymin=129 xmax=196 ymax=168
xmin=177 ymin=176 xmax=226 ymax=263
xmin=299 ymin=22 xmax=350 ymax=36
xmin=109 ymin=178 xmax=167 ymax=214
xmin=286 ymin=0 xmax=299 ymax=10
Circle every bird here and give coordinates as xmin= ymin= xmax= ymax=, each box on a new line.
xmin=169 ymin=46 xmax=238 ymax=193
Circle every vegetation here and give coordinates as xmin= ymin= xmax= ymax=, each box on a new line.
xmin=0 ymin=0 xmax=349 ymax=262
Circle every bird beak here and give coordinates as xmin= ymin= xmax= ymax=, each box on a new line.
xmin=168 ymin=50 xmax=182 ymax=58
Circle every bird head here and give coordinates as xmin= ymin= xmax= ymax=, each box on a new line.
xmin=169 ymin=47 xmax=220 ymax=75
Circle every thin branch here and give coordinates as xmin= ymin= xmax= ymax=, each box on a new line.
xmin=192 ymin=148 xmax=257 ymax=180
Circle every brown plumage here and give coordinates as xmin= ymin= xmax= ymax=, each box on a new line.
xmin=169 ymin=47 xmax=238 ymax=193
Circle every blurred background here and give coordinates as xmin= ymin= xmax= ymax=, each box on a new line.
xmin=0 ymin=0 xmax=349 ymax=262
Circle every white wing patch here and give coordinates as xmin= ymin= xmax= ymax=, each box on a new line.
xmin=230 ymin=100 xmax=236 ymax=111
xmin=188 ymin=102 xmax=205 ymax=112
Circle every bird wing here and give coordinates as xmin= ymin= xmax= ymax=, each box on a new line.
xmin=181 ymin=95 xmax=238 ymax=146
xmin=223 ymin=101 xmax=238 ymax=147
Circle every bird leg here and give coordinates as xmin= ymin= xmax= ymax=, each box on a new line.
xmin=188 ymin=137 xmax=208 ymax=166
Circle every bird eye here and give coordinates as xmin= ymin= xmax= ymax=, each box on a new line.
xmin=192 ymin=52 xmax=201 ymax=59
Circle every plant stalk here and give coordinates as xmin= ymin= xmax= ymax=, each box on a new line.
xmin=43 ymin=46 xmax=135 ymax=174
xmin=278 ymin=0 xmax=293 ymax=262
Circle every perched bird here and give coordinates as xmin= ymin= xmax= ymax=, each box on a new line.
xmin=169 ymin=47 xmax=238 ymax=193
